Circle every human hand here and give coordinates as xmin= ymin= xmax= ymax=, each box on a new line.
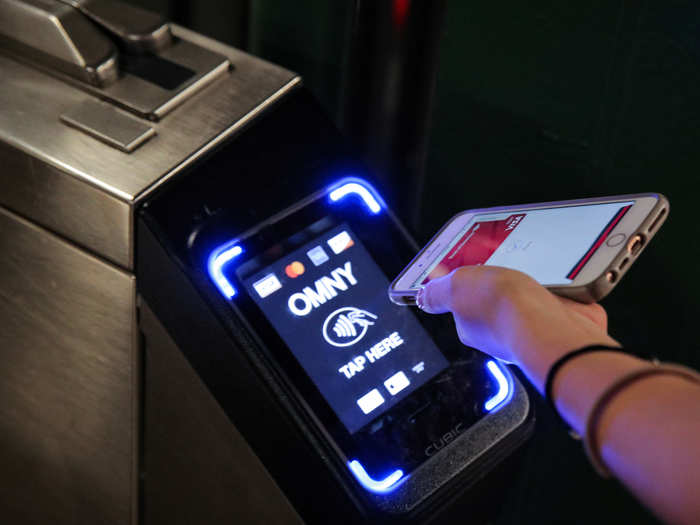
xmin=418 ymin=266 xmax=620 ymax=391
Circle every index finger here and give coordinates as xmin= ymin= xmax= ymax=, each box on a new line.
xmin=418 ymin=272 xmax=454 ymax=314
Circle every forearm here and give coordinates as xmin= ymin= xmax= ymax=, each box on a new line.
xmin=549 ymin=352 xmax=700 ymax=525
xmin=595 ymin=373 xmax=700 ymax=525
xmin=494 ymin=288 xmax=622 ymax=394
xmin=422 ymin=266 xmax=700 ymax=521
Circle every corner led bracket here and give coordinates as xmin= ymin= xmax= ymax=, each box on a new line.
xmin=348 ymin=460 xmax=404 ymax=494
xmin=328 ymin=177 xmax=385 ymax=214
xmin=208 ymin=178 xmax=385 ymax=300
xmin=208 ymin=243 xmax=244 ymax=299
xmin=484 ymin=360 xmax=512 ymax=412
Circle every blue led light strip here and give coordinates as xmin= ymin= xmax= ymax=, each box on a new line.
xmin=208 ymin=243 xmax=244 ymax=299
xmin=207 ymin=177 xmax=512 ymax=492
xmin=484 ymin=360 xmax=512 ymax=412
xmin=328 ymin=177 xmax=385 ymax=214
xmin=347 ymin=460 xmax=404 ymax=494
xmin=207 ymin=177 xmax=383 ymax=300
xmin=349 ymin=360 xmax=511 ymax=493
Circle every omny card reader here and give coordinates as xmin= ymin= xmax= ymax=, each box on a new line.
xmin=138 ymin=89 xmax=532 ymax=523
xmin=0 ymin=2 xmax=528 ymax=522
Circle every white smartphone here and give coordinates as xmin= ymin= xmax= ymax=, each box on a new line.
xmin=389 ymin=193 xmax=669 ymax=304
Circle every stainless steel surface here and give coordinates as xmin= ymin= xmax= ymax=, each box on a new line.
xmin=0 ymin=205 xmax=138 ymax=524
xmin=0 ymin=11 xmax=303 ymax=524
xmin=0 ymin=24 xmax=299 ymax=200
xmin=0 ymin=0 xmax=118 ymax=86
xmin=0 ymin=0 xmax=227 ymax=117
xmin=140 ymin=301 xmax=304 ymax=525
xmin=0 ymin=142 xmax=133 ymax=267
xmin=0 ymin=24 xmax=299 ymax=268
xmin=136 ymin=26 xmax=302 ymax=200
xmin=60 ymin=99 xmax=156 ymax=152
xmin=98 ymin=38 xmax=231 ymax=120
xmin=58 ymin=0 xmax=172 ymax=54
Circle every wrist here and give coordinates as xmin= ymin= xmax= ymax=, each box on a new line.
xmin=492 ymin=287 xmax=620 ymax=391
xmin=551 ymin=351 xmax=645 ymax=434
xmin=517 ymin=335 xmax=621 ymax=394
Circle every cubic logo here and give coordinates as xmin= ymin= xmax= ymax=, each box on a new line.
xmin=323 ymin=307 xmax=377 ymax=347
xmin=287 ymin=262 xmax=357 ymax=316
xmin=424 ymin=423 xmax=465 ymax=457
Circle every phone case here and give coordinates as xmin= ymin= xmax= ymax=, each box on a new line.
xmin=389 ymin=193 xmax=669 ymax=305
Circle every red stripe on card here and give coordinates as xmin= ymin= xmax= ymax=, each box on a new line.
xmin=566 ymin=205 xmax=632 ymax=280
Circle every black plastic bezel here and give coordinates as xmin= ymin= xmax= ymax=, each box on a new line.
xmin=191 ymin=186 xmax=512 ymax=487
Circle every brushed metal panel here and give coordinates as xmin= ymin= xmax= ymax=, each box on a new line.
xmin=0 ymin=25 xmax=300 ymax=202
xmin=140 ymin=301 xmax=303 ymax=525
xmin=0 ymin=142 xmax=132 ymax=268
xmin=0 ymin=206 xmax=137 ymax=525
xmin=97 ymin=38 xmax=231 ymax=119
xmin=0 ymin=24 xmax=299 ymax=266
xmin=0 ymin=0 xmax=118 ymax=86
xmin=60 ymin=99 xmax=156 ymax=153
xmin=57 ymin=0 xmax=173 ymax=55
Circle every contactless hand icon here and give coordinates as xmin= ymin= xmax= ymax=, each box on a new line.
xmin=323 ymin=307 xmax=377 ymax=347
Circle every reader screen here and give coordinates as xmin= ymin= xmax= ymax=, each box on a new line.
xmin=241 ymin=223 xmax=449 ymax=434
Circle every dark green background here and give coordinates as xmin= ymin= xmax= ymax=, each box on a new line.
xmin=128 ymin=1 xmax=700 ymax=523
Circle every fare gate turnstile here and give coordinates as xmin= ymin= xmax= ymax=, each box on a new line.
xmin=137 ymin=90 xmax=532 ymax=523
xmin=0 ymin=2 xmax=531 ymax=523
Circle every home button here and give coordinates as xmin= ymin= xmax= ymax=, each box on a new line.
xmin=606 ymin=233 xmax=626 ymax=247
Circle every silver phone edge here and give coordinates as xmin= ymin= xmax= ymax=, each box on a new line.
xmin=548 ymin=193 xmax=669 ymax=303
xmin=388 ymin=192 xmax=670 ymax=305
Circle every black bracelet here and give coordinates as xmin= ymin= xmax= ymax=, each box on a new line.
xmin=544 ymin=345 xmax=623 ymax=433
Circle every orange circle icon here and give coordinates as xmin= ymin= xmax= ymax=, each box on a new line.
xmin=285 ymin=261 xmax=305 ymax=278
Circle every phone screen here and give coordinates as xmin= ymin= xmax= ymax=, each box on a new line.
xmin=413 ymin=201 xmax=635 ymax=286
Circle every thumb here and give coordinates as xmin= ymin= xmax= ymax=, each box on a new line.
xmin=418 ymin=273 xmax=453 ymax=314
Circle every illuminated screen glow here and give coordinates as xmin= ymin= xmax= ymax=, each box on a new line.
xmin=207 ymin=178 xmax=517 ymax=494
xmin=241 ymin=224 xmax=449 ymax=434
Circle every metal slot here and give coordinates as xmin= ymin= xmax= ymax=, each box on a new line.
xmin=68 ymin=38 xmax=231 ymax=120
xmin=619 ymin=258 xmax=629 ymax=271
xmin=120 ymin=52 xmax=195 ymax=90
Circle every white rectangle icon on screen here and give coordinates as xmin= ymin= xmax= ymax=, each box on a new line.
xmin=357 ymin=389 xmax=385 ymax=414
xmin=327 ymin=230 xmax=354 ymax=254
xmin=384 ymin=371 xmax=410 ymax=396
xmin=252 ymin=273 xmax=282 ymax=298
